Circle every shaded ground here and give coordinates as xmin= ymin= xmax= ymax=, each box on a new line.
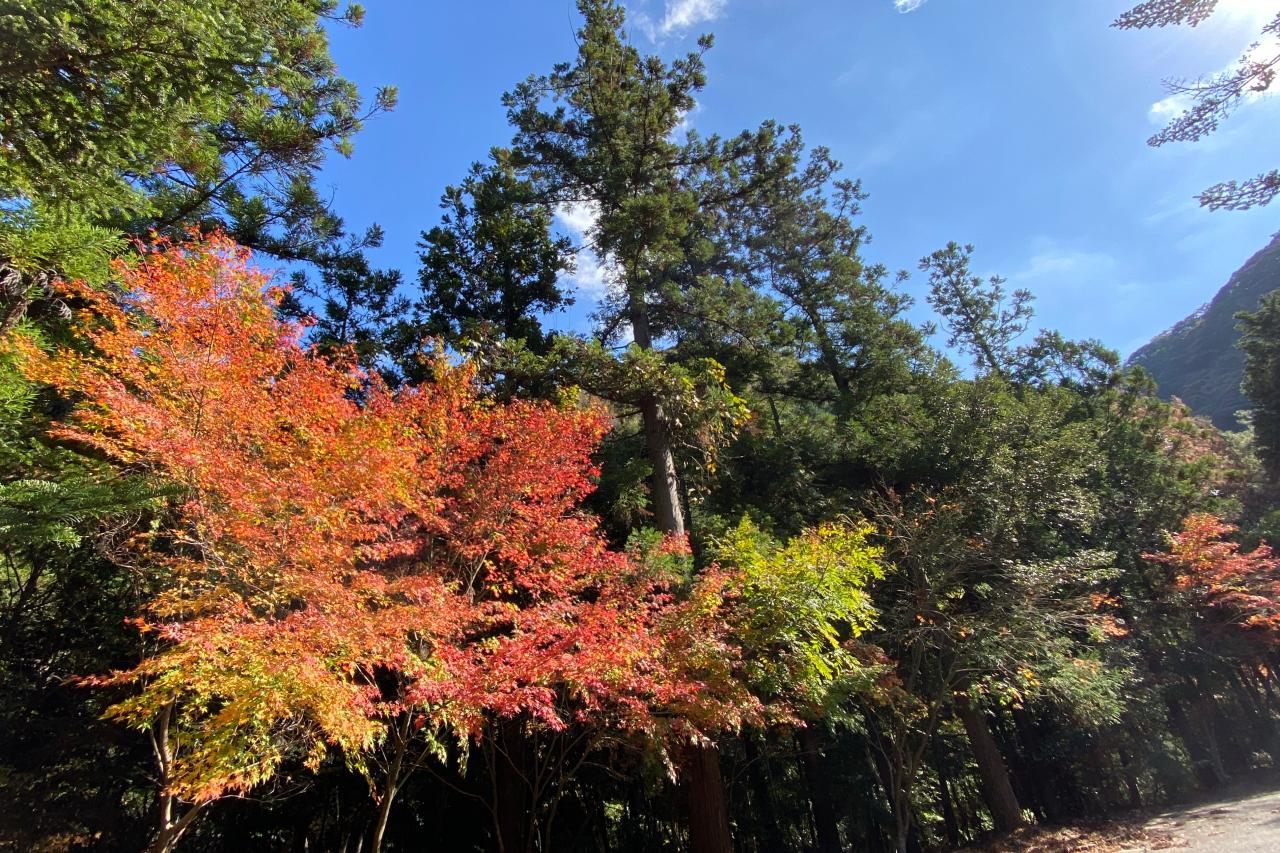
xmin=962 ymin=771 xmax=1280 ymax=852
xmin=961 ymin=821 xmax=1177 ymax=853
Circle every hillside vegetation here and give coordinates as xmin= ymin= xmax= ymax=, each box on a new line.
xmin=1129 ymin=232 xmax=1280 ymax=429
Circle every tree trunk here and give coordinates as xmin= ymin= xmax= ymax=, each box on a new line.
xmin=1167 ymin=695 xmax=1227 ymax=788
xmin=685 ymin=742 xmax=733 ymax=853
xmin=494 ymin=719 xmax=530 ymax=853
xmin=1003 ymin=707 xmax=1051 ymax=821
xmin=863 ymin=717 xmax=910 ymax=853
xmin=742 ymin=733 xmax=785 ymax=853
xmin=369 ymin=722 xmax=408 ymax=853
xmin=640 ymin=397 xmax=685 ymax=536
xmin=631 ymin=292 xmax=728 ymax=851
xmin=931 ymin=735 xmax=961 ymax=850
xmin=146 ymin=702 xmax=211 ymax=853
xmin=146 ymin=804 xmax=208 ymax=853
xmin=1117 ymin=746 xmax=1143 ymax=809
xmin=954 ymin=696 xmax=1025 ymax=834
xmin=793 ymin=294 xmax=852 ymax=406
xmin=905 ymin=804 xmax=926 ymax=853
xmin=369 ymin=777 xmax=398 ymax=853
xmin=797 ymin=725 xmax=842 ymax=853
xmin=629 ymin=293 xmax=686 ymax=538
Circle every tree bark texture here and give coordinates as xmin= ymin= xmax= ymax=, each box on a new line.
xmin=955 ymin=695 xmax=1025 ymax=834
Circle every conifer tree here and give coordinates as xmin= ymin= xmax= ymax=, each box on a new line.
xmin=409 ymin=157 xmax=574 ymax=374
xmin=0 ymin=0 xmax=395 ymax=254
xmin=1239 ymin=290 xmax=1280 ymax=481
xmin=485 ymin=2 xmax=820 ymax=846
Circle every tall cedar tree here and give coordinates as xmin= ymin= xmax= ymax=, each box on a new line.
xmin=495 ymin=2 xmax=816 ymax=846
xmin=413 ymin=158 xmax=574 ymax=361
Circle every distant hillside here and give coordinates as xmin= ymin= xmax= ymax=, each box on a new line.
xmin=1128 ymin=232 xmax=1280 ymax=430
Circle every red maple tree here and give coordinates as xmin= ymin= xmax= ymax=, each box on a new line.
xmin=1147 ymin=513 xmax=1280 ymax=655
xmin=15 ymin=233 xmax=754 ymax=852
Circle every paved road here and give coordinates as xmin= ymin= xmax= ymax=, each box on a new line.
xmin=1136 ymin=786 xmax=1280 ymax=851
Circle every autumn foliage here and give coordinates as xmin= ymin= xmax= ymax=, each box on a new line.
xmin=14 ymin=233 xmax=752 ymax=804
xmin=1147 ymin=514 xmax=1280 ymax=654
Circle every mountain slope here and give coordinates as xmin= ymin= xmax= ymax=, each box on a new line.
xmin=1128 ymin=232 xmax=1280 ymax=430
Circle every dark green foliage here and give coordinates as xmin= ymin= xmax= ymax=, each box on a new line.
xmin=921 ymin=242 xmax=1035 ymax=378
xmin=922 ymin=241 xmax=1118 ymax=388
xmin=0 ymin=205 xmax=123 ymax=333
xmin=0 ymin=0 xmax=396 ymax=261
xmin=0 ymin=343 xmax=172 ymax=849
xmin=732 ymin=170 xmax=930 ymax=413
xmin=412 ymin=158 xmax=573 ymax=356
xmin=1 ymin=0 xmax=263 ymax=212
xmin=501 ymin=0 xmax=805 ymax=354
xmin=1129 ymin=232 xmax=1280 ymax=429
xmin=279 ymin=224 xmax=408 ymax=375
xmin=1238 ymin=288 xmax=1280 ymax=481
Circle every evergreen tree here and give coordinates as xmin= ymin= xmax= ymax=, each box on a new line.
xmin=921 ymin=241 xmax=1118 ymax=388
xmin=279 ymin=225 xmax=408 ymax=376
xmin=1239 ymin=289 xmax=1280 ymax=481
xmin=501 ymin=0 xmax=802 ymax=540
xmin=0 ymin=0 xmax=396 ymax=256
xmin=748 ymin=177 xmax=927 ymax=412
xmin=412 ymin=158 xmax=574 ymax=360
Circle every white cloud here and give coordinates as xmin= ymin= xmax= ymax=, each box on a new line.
xmin=1149 ymin=92 xmax=1191 ymax=123
xmin=554 ymin=201 xmax=612 ymax=300
xmin=1013 ymin=247 xmax=1118 ymax=283
xmin=555 ymin=200 xmax=599 ymax=238
xmin=569 ymin=252 xmax=610 ymax=300
xmin=633 ymin=0 xmax=728 ymax=40
xmin=894 ymin=0 xmax=927 ymax=13
xmin=660 ymin=0 xmax=727 ymax=33
xmin=1005 ymin=241 xmax=1155 ymax=353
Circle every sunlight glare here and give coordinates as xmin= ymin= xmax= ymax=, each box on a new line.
xmin=1214 ymin=0 xmax=1279 ymax=27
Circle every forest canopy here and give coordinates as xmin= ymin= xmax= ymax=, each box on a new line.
xmin=1 ymin=1 xmax=1279 ymax=852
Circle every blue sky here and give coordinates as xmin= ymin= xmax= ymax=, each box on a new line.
xmin=315 ymin=0 xmax=1280 ymax=357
